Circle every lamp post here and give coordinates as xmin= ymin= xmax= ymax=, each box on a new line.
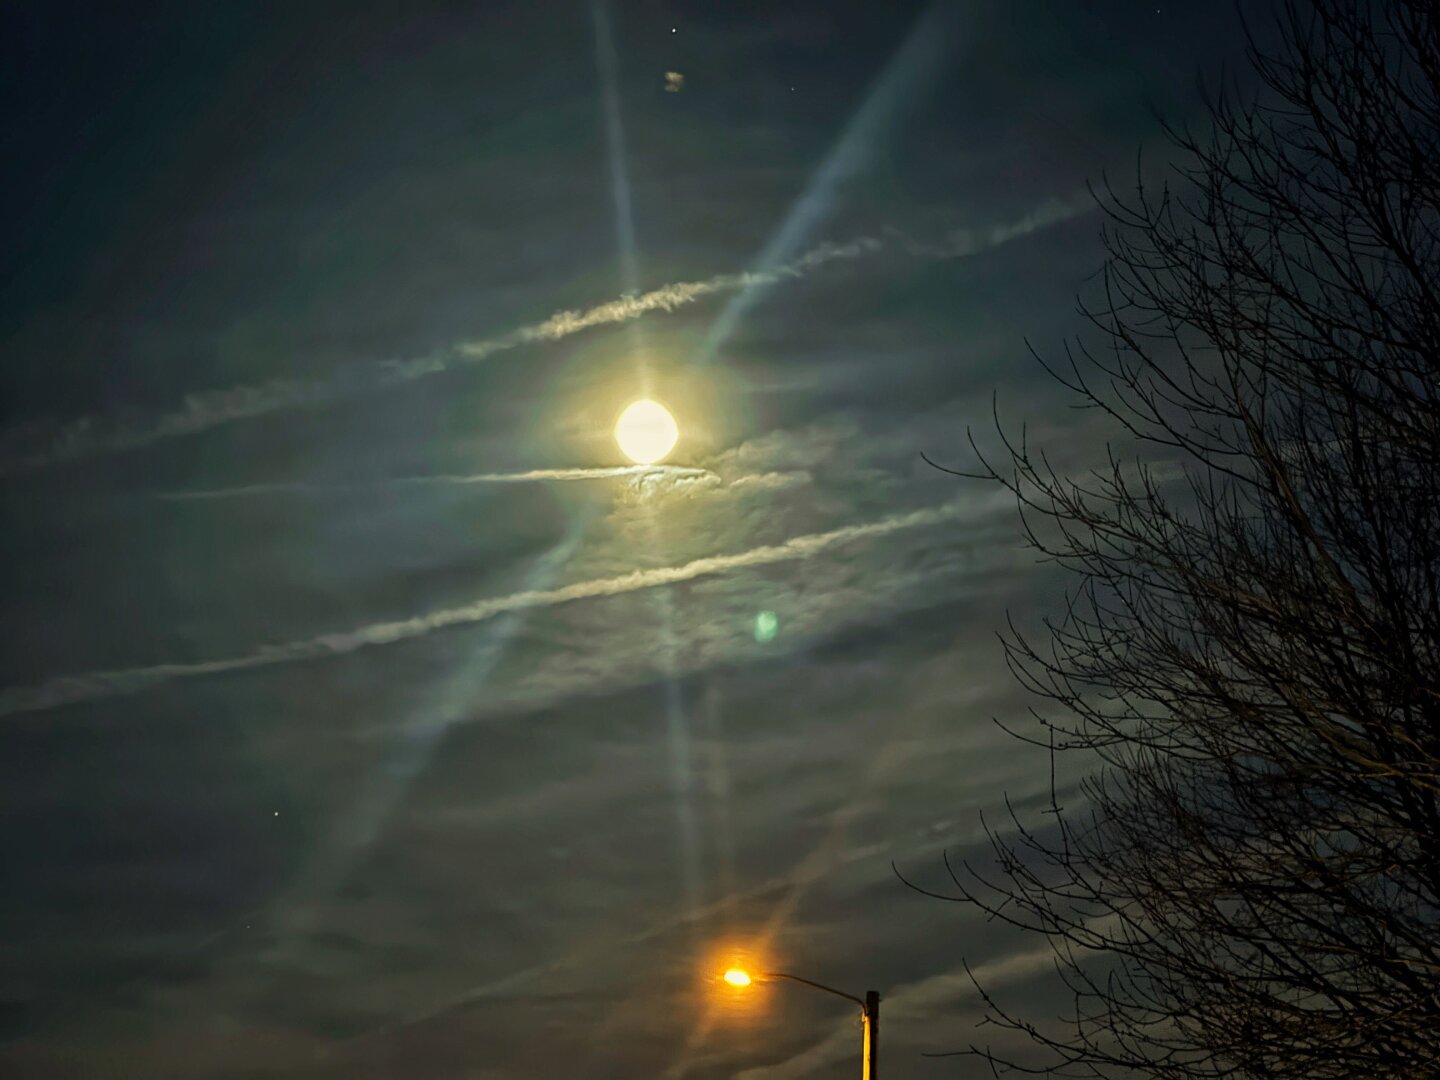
xmin=723 ymin=969 xmax=880 ymax=1079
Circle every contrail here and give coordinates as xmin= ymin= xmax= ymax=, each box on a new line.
xmin=0 ymin=242 xmax=878 ymax=476
xmin=884 ymin=194 xmax=1089 ymax=259
xmin=0 ymin=500 xmax=966 ymax=719
xmin=0 ymin=191 xmax=1093 ymax=479
xmin=156 ymin=465 xmax=714 ymax=501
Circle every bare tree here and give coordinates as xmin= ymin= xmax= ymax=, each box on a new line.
xmin=912 ymin=1 xmax=1440 ymax=1075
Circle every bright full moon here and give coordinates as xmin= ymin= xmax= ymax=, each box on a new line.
xmin=614 ymin=399 xmax=679 ymax=464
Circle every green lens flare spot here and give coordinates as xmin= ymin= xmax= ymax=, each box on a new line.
xmin=753 ymin=611 xmax=779 ymax=643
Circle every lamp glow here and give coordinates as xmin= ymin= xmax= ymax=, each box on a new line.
xmin=723 ymin=968 xmax=752 ymax=987
xmin=614 ymin=399 xmax=679 ymax=464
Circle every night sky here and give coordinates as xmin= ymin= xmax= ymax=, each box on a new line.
xmin=1 ymin=2 xmax=1252 ymax=1075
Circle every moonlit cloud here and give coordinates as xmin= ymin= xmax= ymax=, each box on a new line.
xmin=0 ymin=500 xmax=976 ymax=719
xmin=885 ymin=194 xmax=1093 ymax=258
xmin=2 ymin=4 xmax=1254 ymax=1075
xmin=156 ymin=466 xmax=714 ymax=501
xmin=1 ymin=197 xmax=1084 ymax=476
xmin=0 ymin=243 xmax=877 ymax=474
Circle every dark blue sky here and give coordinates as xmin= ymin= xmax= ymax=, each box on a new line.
xmin=1 ymin=2 xmax=1251 ymax=1075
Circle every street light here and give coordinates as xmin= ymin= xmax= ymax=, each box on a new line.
xmin=722 ymin=967 xmax=880 ymax=1079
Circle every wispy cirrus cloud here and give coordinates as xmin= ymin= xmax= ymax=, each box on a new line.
xmin=0 ymin=500 xmax=973 ymax=719
xmin=0 ymin=196 xmax=1092 ymax=477
xmin=884 ymin=194 xmax=1092 ymax=259
xmin=0 ymin=239 xmax=881 ymax=475
xmin=156 ymin=465 xmax=714 ymax=501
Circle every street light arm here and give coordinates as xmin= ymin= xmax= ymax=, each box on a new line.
xmin=761 ymin=972 xmax=868 ymax=1013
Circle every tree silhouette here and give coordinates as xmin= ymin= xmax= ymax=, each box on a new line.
xmin=914 ymin=1 xmax=1440 ymax=1075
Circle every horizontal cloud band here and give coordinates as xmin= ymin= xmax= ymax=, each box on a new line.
xmin=1 ymin=198 xmax=1088 ymax=475
xmin=158 ymin=465 xmax=714 ymax=501
xmin=0 ymin=241 xmax=879 ymax=474
xmin=0 ymin=500 xmax=967 ymax=719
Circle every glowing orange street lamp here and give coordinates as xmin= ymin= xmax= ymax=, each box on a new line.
xmin=722 ymin=967 xmax=880 ymax=1079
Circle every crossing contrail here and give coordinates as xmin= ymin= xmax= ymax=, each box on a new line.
xmin=0 ymin=499 xmax=969 ymax=719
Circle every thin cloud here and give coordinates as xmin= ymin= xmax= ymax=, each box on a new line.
xmin=157 ymin=465 xmax=714 ymax=501
xmin=1 ymin=196 xmax=1088 ymax=475
xmin=945 ymin=194 xmax=1090 ymax=254
xmin=0 ymin=242 xmax=879 ymax=475
xmin=0 ymin=501 xmax=968 ymax=719
xmin=882 ymin=194 xmax=1092 ymax=258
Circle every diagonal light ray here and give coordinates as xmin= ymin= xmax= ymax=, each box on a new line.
xmin=258 ymin=519 xmax=587 ymax=949
xmin=265 ymin=9 xmax=682 ymax=987
xmin=591 ymin=0 xmax=642 ymax=299
xmin=663 ymin=13 xmax=963 ymax=1060
xmin=690 ymin=0 xmax=962 ymax=370
xmin=259 ymin=0 xmax=660 ymax=942
xmin=0 ymin=501 xmax=974 ymax=720
xmin=353 ymin=835 xmax=895 ymax=1042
